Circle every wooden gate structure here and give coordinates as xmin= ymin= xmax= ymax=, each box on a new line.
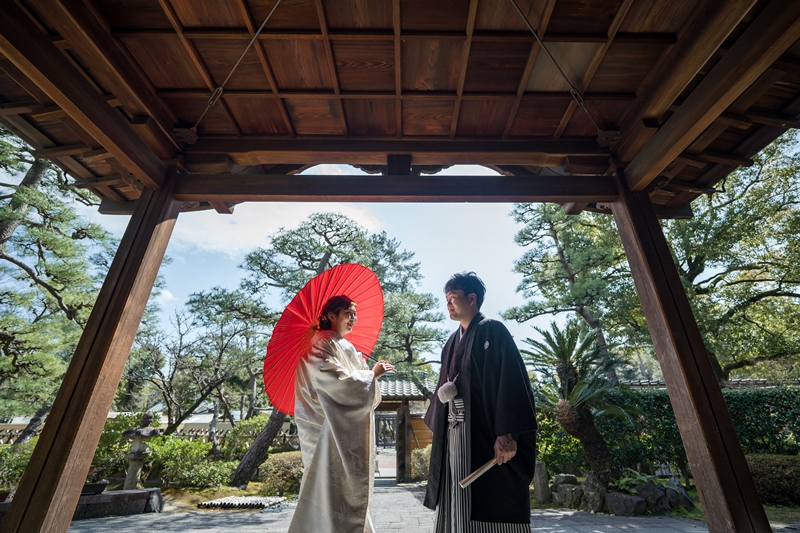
xmin=1 ymin=0 xmax=799 ymax=531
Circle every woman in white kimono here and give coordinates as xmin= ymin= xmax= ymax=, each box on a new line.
xmin=288 ymin=295 xmax=395 ymax=533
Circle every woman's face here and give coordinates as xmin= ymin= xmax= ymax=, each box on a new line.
xmin=327 ymin=303 xmax=357 ymax=336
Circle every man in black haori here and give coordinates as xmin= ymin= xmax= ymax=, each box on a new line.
xmin=424 ymin=272 xmax=537 ymax=533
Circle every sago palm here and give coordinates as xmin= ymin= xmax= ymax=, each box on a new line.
xmin=523 ymin=320 xmax=634 ymax=484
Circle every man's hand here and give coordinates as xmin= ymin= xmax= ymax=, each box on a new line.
xmin=494 ymin=434 xmax=517 ymax=465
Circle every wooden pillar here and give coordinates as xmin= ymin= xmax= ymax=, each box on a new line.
xmin=611 ymin=175 xmax=770 ymax=533
xmin=396 ymin=402 xmax=411 ymax=483
xmin=0 ymin=184 xmax=180 ymax=533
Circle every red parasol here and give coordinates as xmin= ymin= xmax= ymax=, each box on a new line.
xmin=263 ymin=263 xmax=384 ymax=415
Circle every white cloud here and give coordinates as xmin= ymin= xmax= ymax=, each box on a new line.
xmin=169 ymin=202 xmax=381 ymax=258
xmin=154 ymin=289 xmax=176 ymax=306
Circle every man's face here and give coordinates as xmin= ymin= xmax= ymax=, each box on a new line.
xmin=445 ymin=290 xmax=475 ymax=322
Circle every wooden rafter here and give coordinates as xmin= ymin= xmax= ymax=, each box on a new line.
xmin=110 ymin=29 xmax=677 ymax=44
xmin=314 ymin=0 xmax=348 ymax=137
xmin=448 ymin=0 xmax=479 ymax=138
xmin=668 ymin=92 xmax=800 ymax=207
xmin=623 ymin=0 xmax=800 ymax=191
xmin=156 ymin=0 xmax=243 ymax=137
xmin=184 ymin=138 xmax=603 ymax=166
xmin=234 ymin=0 xmax=296 ymax=138
xmin=553 ymin=0 xmax=635 ymax=139
xmin=156 ymin=89 xmax=635 ymax=101
xmin=393 ymin=0 xmax=402 ymax=138
xmin=0 ymin=2 xmax=166 ymax=188
xmin=613 ymin=0 xmax=758 ymax=163
xmin=502 ymin=0 xmax=557 ymax=139
xmin=171 ymin=173 xmax=618 ymax=203
xmin=29 ymin=0 xmax=180 ymax=158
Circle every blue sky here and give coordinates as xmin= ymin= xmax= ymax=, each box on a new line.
xmin=78 ymin=164 xmax=559 ymax=363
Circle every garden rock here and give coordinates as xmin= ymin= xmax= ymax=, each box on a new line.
xmin=604 ymin=492 xmax=646 ymax=516
xmin=550 ymin=474 xmax=578 ymax=492
xmin=580 ymin=473 xmax=606 ymax=513
xmin=533 ymin=461 xmax=551 ymax=503
xmin=557 ymin=484 xmax=583 ymax=508
xmin=665 ymin=476 xmax=694 ymax=509
xmin=636 ymin=480 xmax=671 ymax=512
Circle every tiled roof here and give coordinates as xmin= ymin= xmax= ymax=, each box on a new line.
xmin=379 ymin=377 xmax=436 ymax=399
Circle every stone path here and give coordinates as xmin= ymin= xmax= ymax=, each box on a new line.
xmin=67 ymin=480 xmax=716 ymax=533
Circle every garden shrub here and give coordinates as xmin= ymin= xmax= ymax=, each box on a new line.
xmin=91 ymin=412 xmax=159 ymax=477
xmin=537 ymin=386 xmax=800 ymax=479
xmin=258 ymin=450 xmax=303 ymax=496
xmin=745 ymin=454 xmax=800 ymax=506
xmin=0 ymin=437 xmax=37 ymax=490
xmin=221 ymin=415 xmax=270 ymax=461
xmin=410 ymin=444 xmax=431 ymax=480
xmin=148 ymin=436 xmax=236 ymax=488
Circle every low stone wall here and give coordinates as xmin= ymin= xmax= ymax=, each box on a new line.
xmin=0 ymin=488 xmax=162 ymax=523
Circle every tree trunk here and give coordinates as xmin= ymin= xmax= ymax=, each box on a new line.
xmin=209 ymin=401 xmax=221 ymax=459
xmin=246 ymin=368 xmax=259 ymax=419
xmin=0 ymin=159 xmax=47 ymax=254
xmin=569 ymin=406 xmax=620 ymax=485
xmin=13 ymin=403 xmax=51 ymax=445
xmin=229 ymin=409 xmax=286 ymax=488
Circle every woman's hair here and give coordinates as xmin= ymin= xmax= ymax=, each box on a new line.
xmin=317 ymin=295 xmax=355 ymax=330
xmin=444 ymin=271 xmax=486 ymax=309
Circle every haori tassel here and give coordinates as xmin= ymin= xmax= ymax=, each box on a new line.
xmin=437 ymin=374 xmax=459 ymax=403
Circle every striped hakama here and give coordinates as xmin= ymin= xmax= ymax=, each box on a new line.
xmin=433 ymin=398 xmax=531 ymax=533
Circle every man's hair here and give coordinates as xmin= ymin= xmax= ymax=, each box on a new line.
xmin=444 ymin=272 xmax=486 ymax=309
xmin=318 ymin=295 xmax=355 ymax=330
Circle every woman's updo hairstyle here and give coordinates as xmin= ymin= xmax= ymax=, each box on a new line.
xmin=317 ymin=295 xmax=355 ymax=330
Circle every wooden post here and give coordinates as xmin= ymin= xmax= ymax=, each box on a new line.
xmin=395 ymin=403 xmax=410 ymax=483
xmin=611 ymin=175 xmax=770 ymax=533
xmin=0 ymin=184 xmax=180 ymax=533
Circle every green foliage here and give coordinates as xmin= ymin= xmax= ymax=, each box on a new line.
xmin=608 ymin=468 xmax=655 ymax=495
xmin=410 ymin=444 xmax=431 ymax=480
xmin=148 ymin=436 xmax=236 ymax=488
xmin=538 ymin=386 xmax=800 ymax=476
xmin=221 ymin=415 xmax=271 ymax=461
xmin=745 ymin=455 xmax=800 ymax=506
xmin=534 ymin=410 xmax=586 ymax=474
xmin=90 ymin=412 xmax=160 ymax=478
xmin=0 ymin=437 xmax=37 ymax=490
xmin=1 ymin=128 xmax=115 ymax=415
xmin=507 ymin=131 xmax=800 ymax=381
xmin=372 ymin=291 xmax=448 ymax=368
xmin=258 ymin=450 xmax=303 ymax=496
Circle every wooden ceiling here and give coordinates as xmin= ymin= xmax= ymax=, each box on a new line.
xmin=0 ymin=0 xmax=799 ymax=216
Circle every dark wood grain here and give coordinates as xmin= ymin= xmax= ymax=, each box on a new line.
xmin=171 ymin=172 xmax=618 ymax=203
xmin=0 ymin=2 xmax=167 ymax=188
xmin=0 ymin=183 xmax=180 ymax=533
xmin=612 ymin=174 xmax=770 ymax=533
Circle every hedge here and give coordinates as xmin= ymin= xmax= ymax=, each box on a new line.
xmin=537 ymin=385 xmax=800 ymax=475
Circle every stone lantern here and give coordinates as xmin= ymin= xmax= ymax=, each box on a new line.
xmin=122 ymin=413 xmax=163 ymax=490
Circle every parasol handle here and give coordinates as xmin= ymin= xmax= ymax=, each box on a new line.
xmin=459 ymin=458 xmax=496 ymax=488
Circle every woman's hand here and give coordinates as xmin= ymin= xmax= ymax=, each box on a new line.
xmin=373 ymin=360 xmax=395 ymax=379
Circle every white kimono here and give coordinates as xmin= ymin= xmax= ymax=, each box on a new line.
xmin=288 ymin=330 xmax=381 ymax=533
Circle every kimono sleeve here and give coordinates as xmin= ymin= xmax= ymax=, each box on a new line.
xmin=307 ymin=337 xmax=376 ymax=412
xmin=478 ymin=321 xmax=537 ymax=438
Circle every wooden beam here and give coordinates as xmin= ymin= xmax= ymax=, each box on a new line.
xmin=234 ymin=0 xmax=295 ymax=138
xmin=448 ymin=0 xmax=479 ymax=138
xmin=0 ymin=184 xmax=180 ymax=533
xmin=110 ymin=28 xmax=677 ymax=44
xmin=315 ymin=0 xmax=348 ymax=137
xmin=27 ymin=0 xmax=179 ymax=156
xmin=185 ymin=138 xmax=602 ymax=166
xmin=208 ymin=201 xmax=236 ymax=214
xmin=0 ymin=2 xmax=167 ymax=189
xmin=623 ymin=0 xmax=800 ymax=190
xmin=613 ymin=0 xmax=758 ymax=162
xmin=171 ymin=173 xmax=618 ymax=203
xmin=393 ymin=0 xmax=402 ymax=138
xmin=31 ymin=143 xmax=89 ymax=158
xmin=611 ymin=174 xmax=769 ymax=533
